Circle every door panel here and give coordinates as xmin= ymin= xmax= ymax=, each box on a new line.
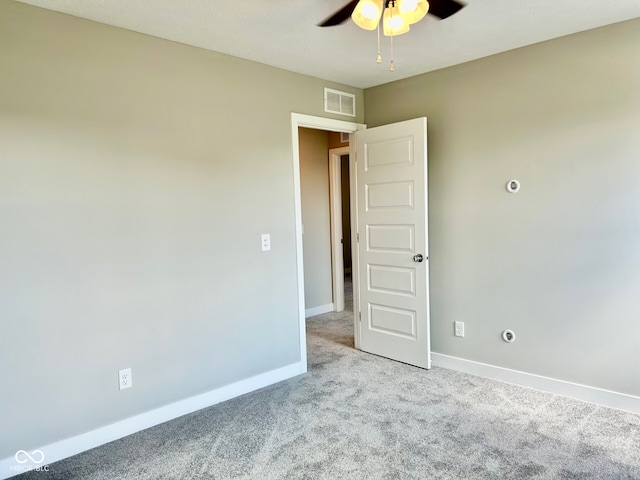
xmin=369 ymin=304 xmax=417 ymax=338
xmin=367 ymin=224 xmax=415 ymax=252
xmin=355 ymin=117 xmax=430 ymax=369
xmin=366 ymin=181 xmax=414 ymax=209
xmin=365 ymin=137 xmax=414 ymax=168
xmin=368 ymin=265 xmax=416 ymax=296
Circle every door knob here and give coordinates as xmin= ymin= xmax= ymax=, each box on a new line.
xmin=413 ymin=254 xmax=424 ymax=263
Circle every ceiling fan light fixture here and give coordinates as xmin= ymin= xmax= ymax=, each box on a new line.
xmin=319 ymin=0 xmax=466 ymax=72
xmin=398 ymin=0 xmax=429 ymax=24
xmin=351 ymin=0 xmax=384 ymax=31
xmin=383 ymin=4 xmax=410 ymax=36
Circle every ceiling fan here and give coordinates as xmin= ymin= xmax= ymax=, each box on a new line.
xmin=318 ymin=0 xmax=466 ymax=70
xmin=318 ymin=0 xmax=466 ymax=28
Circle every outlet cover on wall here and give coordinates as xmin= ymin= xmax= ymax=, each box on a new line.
xmin=119 ymin=368 xmax=132 ymax=390
xmin=454 ymin=321 xmax=465 ymax=338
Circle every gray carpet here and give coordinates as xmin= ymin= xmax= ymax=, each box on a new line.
xmin=18 ymin=287 xmax=640 ymax=479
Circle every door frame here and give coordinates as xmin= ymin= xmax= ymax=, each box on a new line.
xmin=329 ymin=146 xmax=350 ymax=313
xmin=291 ymin=113 xmax=366 ymax=369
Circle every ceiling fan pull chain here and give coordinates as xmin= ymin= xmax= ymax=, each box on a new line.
xmin=376 ymin=20 xmax=382 ymax=63
xmin=389 ymin=18 xmax=395 ymax=71
xmin=389 ymin=41 xmax=395 ymax=71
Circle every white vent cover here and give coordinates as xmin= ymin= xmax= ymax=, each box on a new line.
xmin=324 ymin=88 xmax=356 ymax=117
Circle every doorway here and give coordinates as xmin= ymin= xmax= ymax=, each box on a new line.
xmin=292 ymin=113 xmax=430 ymax=372
xmin=329 ymin=146 xmax=352 ymax=313
xmin=291 ymin=113 xmax=365 ymax=369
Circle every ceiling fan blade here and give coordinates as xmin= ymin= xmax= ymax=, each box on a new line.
xmin=318 ymin=0 xmax=360 ymax=27
xmin=427 ymin=0 xmax=465 ymax=20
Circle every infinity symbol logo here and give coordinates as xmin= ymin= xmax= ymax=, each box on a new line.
xmin=14 ymin=450 xmax=45 ymax=464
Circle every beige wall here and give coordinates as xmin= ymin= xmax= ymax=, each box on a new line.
xmin=364 ymin=19 xmax=640 ymax=396
xmin=0 ymin=1 xmax=363 ymax=458
xmin=328 ymin=131 xmax=349 ymax=149
xmin=2 ymin=0 xmax=637 ymax=462
xmin=299 ymin=128 xmax=333 ymax=310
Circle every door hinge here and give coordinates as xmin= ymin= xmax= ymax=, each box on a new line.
xmin=356 ymin=233 xmax=359 ymax=242
xmin=359 ymin=311 xmax=361 ymax=322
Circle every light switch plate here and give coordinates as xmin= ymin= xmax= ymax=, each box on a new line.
xmin=261 ymin=234 xmax=271 ymax=251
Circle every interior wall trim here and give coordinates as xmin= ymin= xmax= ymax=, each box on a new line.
xmin=305 ymin=303 xmax=335 ymax=318
xmin=290 ymin=112 xmax=367 ymax=369
xmin=432 ymin=352 xmax=640 ymax=414
xmin=0 ymin=362 xmax=305 ymax=480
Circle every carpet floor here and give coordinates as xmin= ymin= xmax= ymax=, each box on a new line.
xmin=17 ymin=287 xmax=640 ymax=479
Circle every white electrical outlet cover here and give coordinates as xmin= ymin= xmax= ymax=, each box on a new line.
xmin=454 ymin=321 xmax=464 ymax=337
xmin=119 ymin=368 xmax=132 ymax=390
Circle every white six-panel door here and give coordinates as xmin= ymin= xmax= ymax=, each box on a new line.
xmin=354 ymin=117 xmax=430 ymax=369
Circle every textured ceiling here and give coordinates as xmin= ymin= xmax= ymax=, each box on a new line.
xmin=16 ymin=0 xmax=640 ymax=89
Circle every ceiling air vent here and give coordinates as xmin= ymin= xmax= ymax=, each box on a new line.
xmin=324 ymin=88 xmax=356 ymax=117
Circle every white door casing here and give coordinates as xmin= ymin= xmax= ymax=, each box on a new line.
xmin=354 ymin=117 xmax=430 ymax=369
xmin=329 ymin=146 xmax=350 ymax=313
xmin=291 ymin=113 xmax=366 ymax=369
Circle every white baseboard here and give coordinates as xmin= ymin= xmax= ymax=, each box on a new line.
xmin=432 ymin=352 xmax=640 ymax=414
xmin=0 ymin=361 xmax=306 ymax=480
xmin=305 ymin=303 xmax=334 ymax=318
